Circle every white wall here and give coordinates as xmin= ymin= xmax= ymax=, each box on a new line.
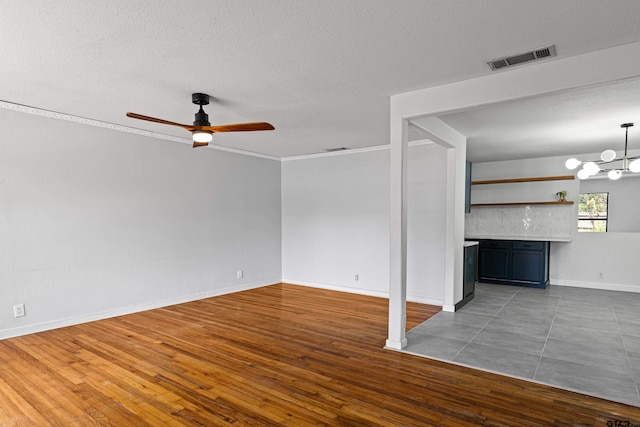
xmin=471 ymin=153 xmax=640 ymax=292
xmin=282 ymin=143 xmax=447 ymax=305
xmin=0 ymin=108 xmax=282 ymax=339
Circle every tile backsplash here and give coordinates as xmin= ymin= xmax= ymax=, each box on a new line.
xmin=465 ymin=205 xmax=575 ymax=241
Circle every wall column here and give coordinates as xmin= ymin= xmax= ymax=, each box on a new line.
xmin=386 ymin=116 xmax=408 ymax=350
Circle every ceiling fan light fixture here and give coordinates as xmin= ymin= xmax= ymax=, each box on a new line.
xmin=126 ymin=92 xmax=274 ymax=149
xmin=192 ymin=130 xmax=213 ymax=143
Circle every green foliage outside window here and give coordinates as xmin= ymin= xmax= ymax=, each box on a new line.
xmin=578 ymin=193 xmax=608 ymax=232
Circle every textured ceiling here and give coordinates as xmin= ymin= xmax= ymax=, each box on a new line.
xmin=440 ymin=77 xmax=640 ymax=162
xmin=1 ymin=1 xmax=639 ymax=158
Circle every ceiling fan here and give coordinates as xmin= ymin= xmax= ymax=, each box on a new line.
xmin=126 ymin=93 xmax=275 ymax=148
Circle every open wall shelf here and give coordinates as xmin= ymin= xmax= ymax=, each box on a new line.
xmin=472 ymin=175 xmax=575 ymax=185
xmin=471 ymin=201 xmax=574 ymax=207
xmin=470 ymin=175 xmax=575 ymax=207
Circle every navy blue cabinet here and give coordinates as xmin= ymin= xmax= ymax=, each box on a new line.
xmin=478 ymin=240 xmax=509 ymax=280
xmin=478 ymin=240 xmax=550 ymax=288
xmin=457 ymin=243 xmax=478 ymax=310
xmin=465 ymin=161 xmax=472 ymax=213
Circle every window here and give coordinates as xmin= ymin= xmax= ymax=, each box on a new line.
xmin=578 ymin=192 xmax=608 ymax=232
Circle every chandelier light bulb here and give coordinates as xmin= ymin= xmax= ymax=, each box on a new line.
xmin=608 ymin=169 xmax=622 ymax=180
xmin=584 ymin=161 xmax=600 ymax=175
xmin=600 ymin=149 xmax=617 ymax=162
xmin=629 ymin=158 xmax=640 ymax=173
xmin=565 ymin=158 xmax=581 ymax=170
xmin=577 ymin=169 xmax=590 ymax=180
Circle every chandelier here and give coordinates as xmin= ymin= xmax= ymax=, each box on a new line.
xmin=565 ymin=123 xmax=640 ymax=180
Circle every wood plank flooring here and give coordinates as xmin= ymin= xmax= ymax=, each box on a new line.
xmin=0 ymin=283 xmax=639 ymax=426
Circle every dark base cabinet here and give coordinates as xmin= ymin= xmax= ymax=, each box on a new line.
xmin=457 ymin=244 xmax=478 ymax=310
xmin=478 ymin=240 xmax=550 ymax=288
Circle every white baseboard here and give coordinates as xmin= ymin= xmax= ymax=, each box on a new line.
xmin=0 ymin=279 xmax=279 ymax=340
xmin=550 ymin=278 xmax=640 ymax=293
xmin=282 ymin=278 xmax=444 ymax=306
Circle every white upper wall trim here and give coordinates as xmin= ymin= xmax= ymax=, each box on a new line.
xmin=0 ymin=98 xmax=434 ymax=163
xmin=0 ymin=100 xmax=280 ymax=161
xmin=281 ymin=140 xmax=434 ymax=162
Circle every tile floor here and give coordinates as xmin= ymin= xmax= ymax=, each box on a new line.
xmin=403 ymin=283 xmax=640 ymax=407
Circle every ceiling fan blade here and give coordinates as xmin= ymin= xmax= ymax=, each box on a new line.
xmin=202 ymin=122 xmax=275 ymax=133
xmin=126 ymin=112 xmax=195 ymax=131
xmin=192 ymin=141 xmax=209 ymax=148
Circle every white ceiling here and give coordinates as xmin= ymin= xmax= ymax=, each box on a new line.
xmin=1 ymin=1 xmax=639 ymax=159
xmin=440 ymin=77 xmax=640 ymax=162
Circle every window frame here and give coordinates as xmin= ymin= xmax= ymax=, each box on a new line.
xmin=578 ymin=192 xmax=609 ymax=233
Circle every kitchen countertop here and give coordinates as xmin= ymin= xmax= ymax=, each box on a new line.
xmin=465 ymin=235 xmax=571 ymax=242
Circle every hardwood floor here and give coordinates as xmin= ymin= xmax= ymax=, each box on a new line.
xmin=0 ymin=284 xmax=639 ymax=426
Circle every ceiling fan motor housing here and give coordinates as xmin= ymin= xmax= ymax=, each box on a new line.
xmin=193 ymin=107 xmax=210 ymax=126
xmin=192 ymin=93 xmax=211 ymax=126
xmin=192 ymin=93 xmax=210 ymax=106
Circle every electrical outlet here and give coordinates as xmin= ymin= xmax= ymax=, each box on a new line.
xmin=236 ymin=270 xmax=243 ymax=279
xmin=354 ymin=274 xmax=359 ymax=281
xmin=13 ymin=304 xmax=25 ymax=318
xmin=598 ymin=272 xmax=604 ymax=280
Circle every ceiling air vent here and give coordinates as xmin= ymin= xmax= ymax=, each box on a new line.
xmin=487 ymin=45 xmax=556 ymax=71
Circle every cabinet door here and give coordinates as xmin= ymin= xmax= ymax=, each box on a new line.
xmin=465 ymin=161 xmax=472 ymax=213
xmin=479 ymin=247 xmax=510 ymax=280
xmin=512 ymin=250 xmax=545 ymax=283
xmin=463 ymin=245 xmax=477 ymax=298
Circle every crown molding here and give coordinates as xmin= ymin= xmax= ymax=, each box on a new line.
xmin=0 ymin=100 xmax=280 ymax=161
xmin=1 ymin=100 xmax=435 ymax=162
xmin=281 ymin=139 xmax=434 ymax=161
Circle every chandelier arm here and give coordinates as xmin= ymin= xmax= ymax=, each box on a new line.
xmin=595 ymin=158 xmax=623 ymax=165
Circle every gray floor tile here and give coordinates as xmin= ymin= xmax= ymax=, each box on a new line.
xmin=558 ymin=287 xmax=616 ymax=301
xmin=423 ymin=311 xmax=493 ymax=328
xmin=457 ymin=301 xmax=504 ymax=316
xmin=552 ymin=311 xmax=619 ymax=331
xmin=405 ymin=331 xmax=469 ymax=361
xmin=628 ymin=351 xmax=640 ymax=381
xmin=548 ymin=323 xmax=624 ymax=348
xmin=535 ymin=356 xmax=640 ymax=407
xmin=497 ymin=300 xmax=558 ymax=318
xmin=615 ymin=310 xmax=640 ymax=328
xmin=411 ymin=320 xmax=483 ymax=342
xmin=471 ymin=293 xmax=512 ymax=305
xmin=453 ymin=342 xmax=540 ymax=379
xmin=619 ymin=322 xmax=640 ymax=338
xmin=622 ymin=334 xmax=640 ymax=354
xmin=555 ymin=303 xmax=617 ymax=321
xmin=542 ymin=338 xmax=631 ymax=374
xmin=483 ymin=316 xmax=552 ymax=338
xmin=470 ymin=328 xmax=546 ymax=355
xmin=404 ymin=284 xmax=640 ymax=407
xmin=610 ymin=294 xmax=640 ymax=308
xmin=510 ymin=292 xmax=561 ymax=305
xmin=519 ymin=285 xmax=564 ymax=297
